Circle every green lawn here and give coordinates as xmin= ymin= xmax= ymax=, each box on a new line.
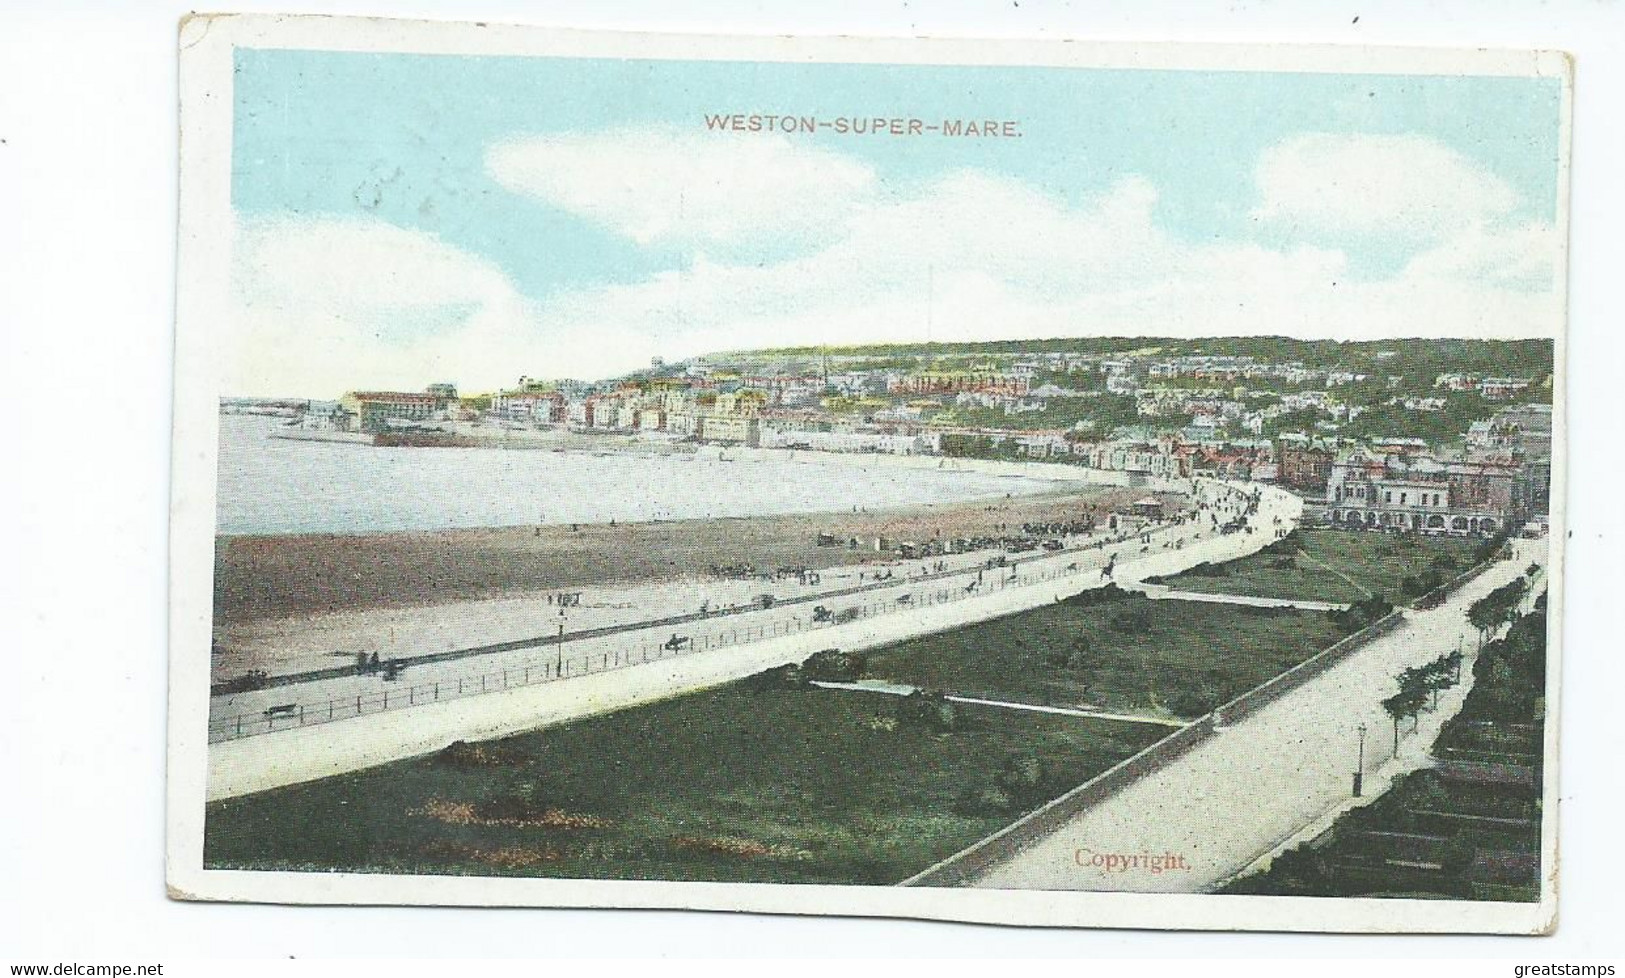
xmin=205 ymin=685 xmax=1166 ymax=884
xmin=1153 ymin=530 xmax=1479 ymax=606
xmin=862 ymin=590 xmax=1347 ymax=720
xmin=205 ymin=591 xmax=1351 ymax=885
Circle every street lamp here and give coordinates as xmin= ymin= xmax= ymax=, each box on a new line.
xmin=1353 ymin=722 xmax=1368 ymax=797
xmin=556 ymin=610 xmax=567 ymax=677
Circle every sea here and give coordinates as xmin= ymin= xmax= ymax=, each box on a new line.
xmin=215 ymin=416 xmax=1061 ymax=536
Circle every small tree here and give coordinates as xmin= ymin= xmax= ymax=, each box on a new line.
xmin=1422 ymin=659 xmax=1453 ymax=708
xmin=1467 ymin=599 xmax=1501 ymax=648
xmin=1394 ymin=667 xmax=1431 ymax=733
xmin=1382 ymin=692 xmax=1408 ymax=754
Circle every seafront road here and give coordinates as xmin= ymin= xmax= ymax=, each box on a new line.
xmin=965 ymin=535 xmax=1546 ymax=893
xmin=204 ymin=479 xmax=1296 ymax=799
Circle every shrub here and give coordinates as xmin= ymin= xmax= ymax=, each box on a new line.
xmin=994 ymin=754 xmax=1049 ymax=805
xmin=1060 ymin=583 xmax=1136 ymax=607
xmin=1328 ymin=594 xmax=1395 ymax=633
xmin=1401 ymin=570 xmax=1445 ymax=599
xmin=1473 ymin=529 xmax=1512 ymax=565
xmin=802 ymin=648 xmax=866 ymax=682
xmin=1237 ymin=603 xmax=1294 ymax=618
xmin=435 ymin=740 xmax=524 ymax=767
xmin=745 ymin=663 xmax=809 ymax=691
xmin=895 ymin=690 xmax=962 ymax=732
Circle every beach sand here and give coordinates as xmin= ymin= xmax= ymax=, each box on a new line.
xmin=215 ymin=485 xmax=1149 ymax=625
xmin=210 ymin=485 xmax=1183 ymax=682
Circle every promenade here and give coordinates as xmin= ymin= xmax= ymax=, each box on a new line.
xmin=205 ymin=478 xmax=1296 ymax=800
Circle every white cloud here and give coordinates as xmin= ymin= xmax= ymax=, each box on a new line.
xmin=1252 ymin=133 xmax=1519 ymax=241
xmin=485 ymin=126 xmax=879 ymax=248
xmin=226 ymin=132 xmax=1560 ymax=396
xmin=225 ymin=215 xmax=550 ymax=396
xmin=538 ymin=160 xmax=1556 ymax=367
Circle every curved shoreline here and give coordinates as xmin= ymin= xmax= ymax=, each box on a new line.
xmin=215 ymin=478 xmax=1159 ymax=625
xmin=218 ymin=416 xmax=1093 ymax=538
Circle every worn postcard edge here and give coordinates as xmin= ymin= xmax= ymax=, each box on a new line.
xmin=165 ymin=12 xmax=1572 ymax=933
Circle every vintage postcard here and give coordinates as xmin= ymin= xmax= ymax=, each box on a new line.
xmin=168 ymin=14 xmax=1569 ymax=932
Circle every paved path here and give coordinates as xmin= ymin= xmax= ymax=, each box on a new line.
xmin=945 ymin=695 xmax=1187 ymax=727
xmin=809 ymin=682 xmax=1187 ymax=727
xmin=968 ymin=536 xmax=1546 ymax=893
xmin=1136 ymin=582 xmax=1350 ymax=613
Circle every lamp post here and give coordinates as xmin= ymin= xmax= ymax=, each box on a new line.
xmin=1353 ymin=722 xmax=1368 ymax=797
xmin=556 ymin=611 xmax=566 ymax=677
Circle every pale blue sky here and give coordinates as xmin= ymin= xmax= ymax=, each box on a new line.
xmin=222 ymin=47 xmax=1565 ymax=392
xmin=232 ymin=48 xmax=1562 ymax=293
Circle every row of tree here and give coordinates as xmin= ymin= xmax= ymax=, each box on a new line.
xmin=1467 ymin=576 xmax=1531 ymax=646
xmin=1381 ymin=650 xmax=1464 ymax=754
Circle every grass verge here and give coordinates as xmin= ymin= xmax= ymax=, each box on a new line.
xmin=1150 ymin=529 xmax=1479 ymax=607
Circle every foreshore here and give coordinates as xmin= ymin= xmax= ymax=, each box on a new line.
xmin=215 ymin=484 xmax=1147 ymax=627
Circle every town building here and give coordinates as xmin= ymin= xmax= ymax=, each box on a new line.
xmin=698 ymin=414 xmax=761 ymax=446
xmin=1324 ymin=449 xmax=1525 ymax=535
xmin=888 ymin=370 xmax=1030 ymax=398
xmin=1276 ymin=441 xmax=1337 ymax=493
xmin=337 ymin=390 xmax=444 ymax=432
xmin=490 ymin=390 xmax=565 ymax=424
xmin=1479 ymin=377 xmax=1534 ymax=400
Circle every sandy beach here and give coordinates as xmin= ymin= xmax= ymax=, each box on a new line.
xmin=215 ymin=485 xmax=1151 ymax=626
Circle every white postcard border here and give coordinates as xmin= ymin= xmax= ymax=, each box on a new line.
xmin=167 ymin=12 xmax=1570 ymax=933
